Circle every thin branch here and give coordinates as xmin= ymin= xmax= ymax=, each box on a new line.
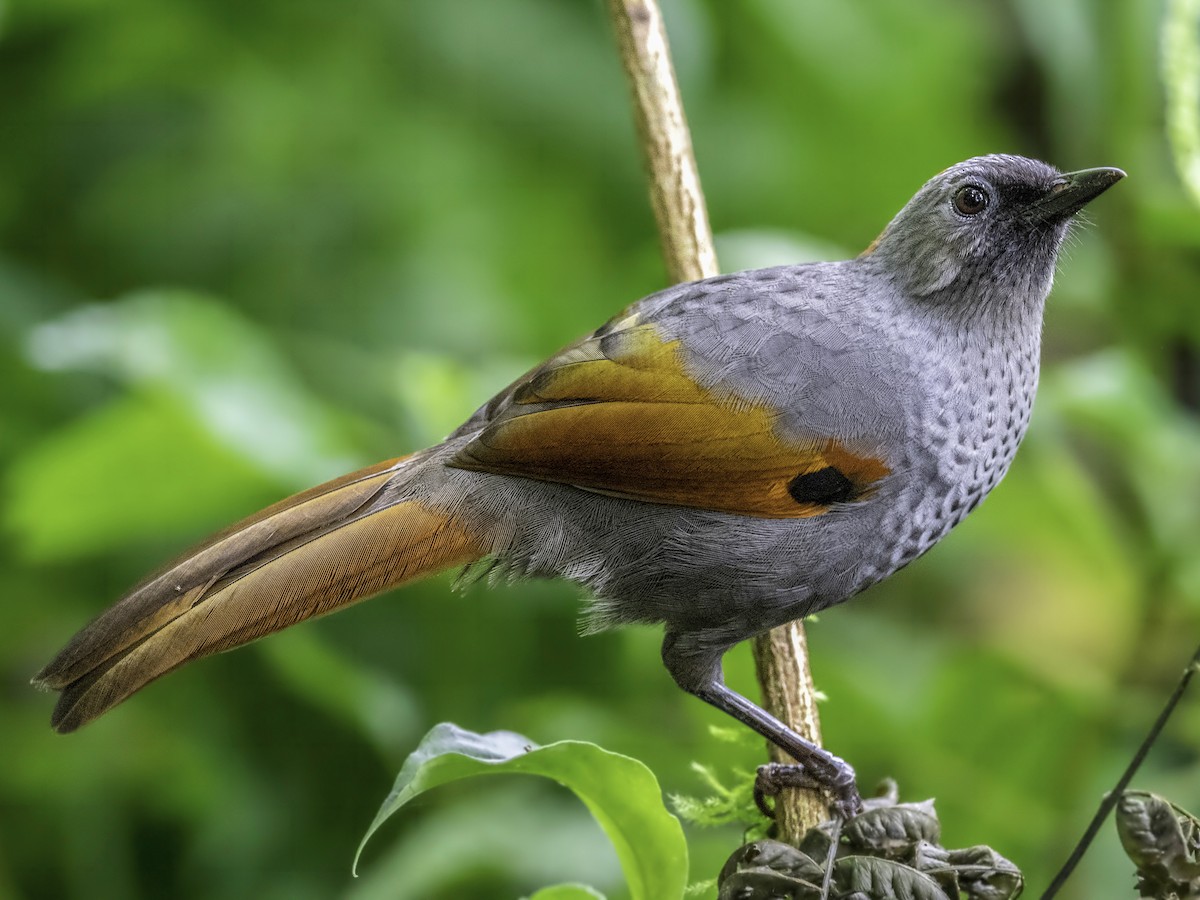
xmin=1040 ymin=642 xmax=1200 ymax=899
xmin=606 ymin=0 xmax=826 ymax=840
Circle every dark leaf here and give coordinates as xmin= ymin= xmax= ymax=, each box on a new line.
xmin=831 ymin=855 xmax=950 ymax=900
xmin=942 ymin=846 xmax=1024 ymax=900
xmin=717 ymin=868 xmax=823 ymax=900
xmin=843 ymin=802 xmax=941 ymax=858
xmin=1116 ymin=791 xmax=1200 ymax=897
xmin=719 ymin=839 xmax=825 ymax=884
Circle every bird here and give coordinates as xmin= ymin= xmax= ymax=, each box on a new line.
xmin=33 ymin=154 xmax=1124 ymax=817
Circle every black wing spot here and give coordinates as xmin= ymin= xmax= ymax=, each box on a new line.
xmin=788 ymin=467 xmax=855 ymax=506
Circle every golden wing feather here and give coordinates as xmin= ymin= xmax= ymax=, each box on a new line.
xmin=452 ymin=323 xmax=890 ymax=518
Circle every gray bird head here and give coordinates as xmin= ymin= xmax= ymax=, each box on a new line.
xmin=866 ymin=154 xmax=1124 ymax=307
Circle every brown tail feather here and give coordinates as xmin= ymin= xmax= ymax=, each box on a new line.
xmin=33 ymin=454 xmax=485 ymax=732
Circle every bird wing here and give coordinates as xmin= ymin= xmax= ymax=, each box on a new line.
xmin=449 ymin=313 xmax=892 ymax=519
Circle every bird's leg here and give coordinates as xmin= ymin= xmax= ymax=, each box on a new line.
xmin=703 ymin=679 xmax=862 ymax=821
xmin=662 ymin=632 xmax=863 ymax=821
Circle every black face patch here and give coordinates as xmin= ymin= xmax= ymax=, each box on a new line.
xmin=788 ymin=466 xmax=855 ymax=506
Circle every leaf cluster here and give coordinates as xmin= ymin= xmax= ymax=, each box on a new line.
xmin=718 ymin=791 xmax=1021 ymax=900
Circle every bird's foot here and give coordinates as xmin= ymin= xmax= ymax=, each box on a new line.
xmin=754 ymin=761 xmax=864 ymax=822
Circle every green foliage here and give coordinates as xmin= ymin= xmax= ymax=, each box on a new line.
xmin=355 ymin=723 xmax=688 ymax=900
xmin=7 ymin=291 xmax=365 ymax=558
xmin=670 ymin=727 xmax=766 ymax=835
xmin=670 ymin=762 xmax=761 ymax=833
xmin=1163 ymin=0 xmax=1200 ymax=206
xmin=1 ymin=1 xmax=1198 ymax=898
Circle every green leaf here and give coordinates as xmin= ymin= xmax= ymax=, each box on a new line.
xmin=355 ymin=723 xmax=688 ymax=900
xmin=525 ymin=885 xmax=607 ymax=900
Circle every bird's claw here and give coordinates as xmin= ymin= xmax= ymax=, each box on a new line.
xmin=754 ymin=762 xmax=864 ymax=821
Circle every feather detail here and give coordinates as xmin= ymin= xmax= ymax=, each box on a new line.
xmin=451 ymin=324 xmax=890 ymax=518
xmin=33 ymin=454 xmax=484 ymax=731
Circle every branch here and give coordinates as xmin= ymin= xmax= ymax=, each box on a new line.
xmin=606 ymin=0 xmax=716 ymax=284
xmin=606 ymin=0 xmax=827 ymax=840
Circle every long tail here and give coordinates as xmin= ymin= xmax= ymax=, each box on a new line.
xmin=33 ymin=452 xmax=485 ymax=732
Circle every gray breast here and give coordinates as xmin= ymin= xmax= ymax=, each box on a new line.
xmin=870 ymin=316 xmax=1042 ymax=582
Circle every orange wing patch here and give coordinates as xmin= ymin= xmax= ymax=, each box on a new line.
xmin=453 ymin=326 xmax=890 ymax=519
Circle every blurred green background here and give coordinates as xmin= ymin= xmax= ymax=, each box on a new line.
xmin=2 ymin=0 xmax=1198 ymax=897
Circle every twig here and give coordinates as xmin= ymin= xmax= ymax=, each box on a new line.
xmin=605 ymin=0 xmax=827 ymax=840
xmin=1040 ymin=642 xmax=1200 ymax=899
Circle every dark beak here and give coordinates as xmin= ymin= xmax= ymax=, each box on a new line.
xmin=1033 ymin=166 xmax=1126 ymax=222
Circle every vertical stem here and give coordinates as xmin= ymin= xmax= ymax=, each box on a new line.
xmin=606 ymin=0 xmax=826 ymax=840
xmin=752 ymin=624 xmax=830 ymax=837
xmin=606 ymin=0 xmax=717 ymax=283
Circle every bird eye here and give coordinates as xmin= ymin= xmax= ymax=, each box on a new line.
xmin=953 ymin=184 xmax=989 ymax=216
